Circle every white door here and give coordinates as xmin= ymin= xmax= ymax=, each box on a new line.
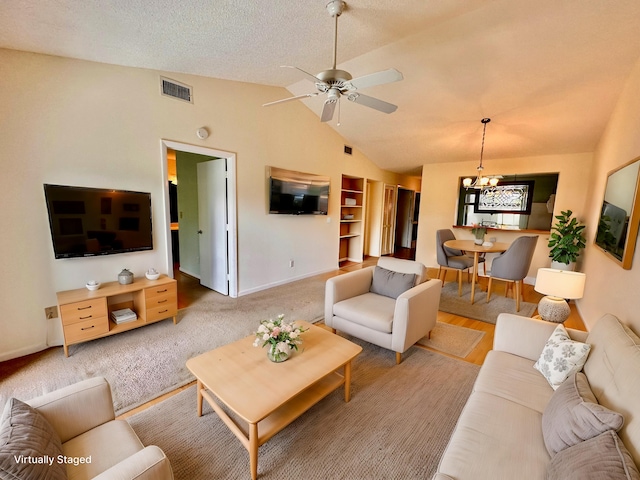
xmin=381 ymin=184 xmax=397 ymax=255
xmin=197 ymin=159 xmax=229 ymax=294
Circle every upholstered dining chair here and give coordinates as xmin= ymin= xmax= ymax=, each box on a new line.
xmin=435 ymin=229 xmax=486 ymax=296
xmin=486 ymin=235 xmax=538 ymax=311
xmin=325 ymin=257 xmax=441 ymax=364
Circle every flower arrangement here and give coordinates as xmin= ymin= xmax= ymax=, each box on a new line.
xmin=253 ymin=314 xmax=307 ymax=362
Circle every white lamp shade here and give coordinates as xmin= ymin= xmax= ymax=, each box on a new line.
xmin=534 ymin=268 xmax=586 ymax=299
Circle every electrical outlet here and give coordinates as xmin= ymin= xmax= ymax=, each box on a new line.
xmin=45 ymin=306 xmax=58 ymax=319
xmin=289 ymin=259 xmax=294 ymax=268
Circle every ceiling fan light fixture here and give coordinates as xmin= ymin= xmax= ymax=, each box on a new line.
xmin=262 ymin=1 xmax=402 ymax=124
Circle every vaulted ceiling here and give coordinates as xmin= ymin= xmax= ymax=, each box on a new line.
xmin=2 ymin=0 xmax=640 ymax=174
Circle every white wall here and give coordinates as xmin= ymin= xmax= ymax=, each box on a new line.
xmin=0 ymin=49 xmax=410 ymax=360
xmin=416 ymin=153 xmax=593 ymax=282
xmin=580 ymin=55 xmax=640 ymax=332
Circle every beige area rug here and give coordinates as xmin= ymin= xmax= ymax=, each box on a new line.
xmin=439 ymin=280 xmax=537 ymax=324
xmin=0 ymin=274 xmax=327 ymax=415
xmin=417 ymin=322 xmax=485 ymax=358
xmin=127 ymin=338 xmax=479 ymax=480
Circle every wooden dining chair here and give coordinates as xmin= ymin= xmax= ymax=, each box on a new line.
xmin=486 ymin=235 xmax=538 ymax=311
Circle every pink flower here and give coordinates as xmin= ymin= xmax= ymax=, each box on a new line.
xmin=271 ymin=327 xmax=281 ymax=337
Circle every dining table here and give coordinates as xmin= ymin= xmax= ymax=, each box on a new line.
xmin=443 ymin=239 xmax=510 ymax=304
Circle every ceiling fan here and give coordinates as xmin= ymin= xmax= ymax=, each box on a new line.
xmin=262 ymin=0 xmax=403 ymax=123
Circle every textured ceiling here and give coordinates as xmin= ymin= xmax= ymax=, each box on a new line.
xmin=2 ymin=0 xmax=640 ymax=174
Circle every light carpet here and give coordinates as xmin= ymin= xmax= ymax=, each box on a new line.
xmin=127 ymin=338 xmax=479 ymax=480
xmin=439 ymin=280 xmax=537 ymax=324
xmin=0 ymin=273 xmax=328 ymax=415
xmin=417 ymin=321 xmax=485 ymax=358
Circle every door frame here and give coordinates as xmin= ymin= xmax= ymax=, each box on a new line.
xmin=160 ymin=139 xmax=238 ymax=298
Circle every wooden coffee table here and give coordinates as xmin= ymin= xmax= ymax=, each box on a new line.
xmin=186 ymin=321 xmax=362 ymax=480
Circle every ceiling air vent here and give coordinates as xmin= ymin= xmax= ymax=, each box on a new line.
xmin=344 ymin=145 xmax=353 ymax=155
xmin=160 ymin=77 xmax=193 ymax=103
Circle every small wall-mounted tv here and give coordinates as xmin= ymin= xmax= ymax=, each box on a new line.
xmin=44 ymin=184 xmax=153 ymax=259
xmin=268 ymin=167 xmax=330 ymax=215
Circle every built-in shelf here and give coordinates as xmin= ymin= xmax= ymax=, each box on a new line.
xmin=339 ymin=175 xmax=365 ymax=265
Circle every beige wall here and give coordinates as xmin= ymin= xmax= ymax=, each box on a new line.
xmin=580 ymin=55 xmax=640 ymax=332
xmin=0 ymin=49 xmax=411 ymax=360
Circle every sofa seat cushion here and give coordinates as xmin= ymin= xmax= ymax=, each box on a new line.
xmin=62 ymin=420 xmax=143 ymax=480
xmin=0 ymin=398 xmax=67 ymax=480
xmin=473 ymin=350 xmax=554 ymax=414
xmin=333 ymin=292 xmax=396 ymax=333
xmin=546 ymin=430 xmax=640 ymax=480
xmin=438 ymin=391 xmax=550 ymax=480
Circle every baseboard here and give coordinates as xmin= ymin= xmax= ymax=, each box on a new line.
xmin=0 ymin=342 xmax=49 ymax=363
xmin=238 ymin=267 xmax=335 ymax=297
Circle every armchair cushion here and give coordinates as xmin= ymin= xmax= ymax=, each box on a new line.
xmin=333 ymin=292 xmax=396 ymax=333
xmin=369 ymin=266 xmax=416 ymax=299
xmin=0 ymin=398 xmax=67 ymax=480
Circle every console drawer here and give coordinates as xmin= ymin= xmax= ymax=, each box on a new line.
xmin=64 ymin=316 xmax=109 ymax=343
xmin=146 ymin=302 xmax=177 ymax=323
xmin=144 ymin=283 xmax=177 ymax=303
xmin=60 ymin=299 xmax=108 ymax=326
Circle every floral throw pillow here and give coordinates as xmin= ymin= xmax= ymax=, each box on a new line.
xmin=534 ymin=324 xmax=591 ymax=390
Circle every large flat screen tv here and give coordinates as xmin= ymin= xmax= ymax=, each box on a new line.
xmin=268 ymin=166 xmax=330 ymax=215
xmin=44 ymin=184 xmax=153 ymax=259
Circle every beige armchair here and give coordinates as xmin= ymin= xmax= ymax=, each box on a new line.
xmin=22 ymin=377 xmax=173 ymax=480
xmin=325 ymin=257 xmax=442 ymax=364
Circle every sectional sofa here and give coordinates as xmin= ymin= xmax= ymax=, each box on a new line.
xmin=434 ymin=313 xmax=640 ymax=479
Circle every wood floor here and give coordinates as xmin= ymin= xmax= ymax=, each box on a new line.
xmin=116 ymin=260 xmax=586 ymax=420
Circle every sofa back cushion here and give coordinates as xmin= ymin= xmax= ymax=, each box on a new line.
xmin=377 ymin=257 xmax=426 ymax=285
xmin=542 ymin=372 xmax=624 ymax=456
xmin=584 ymin=314 xmax=640 ymax=468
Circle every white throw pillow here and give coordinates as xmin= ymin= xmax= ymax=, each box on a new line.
xmin=534 ymin=324 xmax=591 ymax=390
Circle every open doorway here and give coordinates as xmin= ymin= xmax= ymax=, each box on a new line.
xmin=161 ymin=140 xmax=238 ymax=298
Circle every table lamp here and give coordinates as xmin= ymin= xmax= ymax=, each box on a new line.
xmin=534 ymin=268 xmax=586 ymax=323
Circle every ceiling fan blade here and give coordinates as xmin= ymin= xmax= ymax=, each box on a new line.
xmin=281 ymin=65 xmax=328 ymax=86
xmin=346 ymin=93 xmax=398 ymax=114
xmin=348 ymin=68 xmax=404 ymax=91
xmin=262 ymin=92 xmax=319 ymax=107
xmin=320 ymin=99 xmax=338 ymax=122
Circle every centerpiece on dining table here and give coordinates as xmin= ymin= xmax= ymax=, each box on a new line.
xmin=253 ymin=314 xmax=308 ymax=362
xmin=471 ymin=224 xmax=487 ymax=245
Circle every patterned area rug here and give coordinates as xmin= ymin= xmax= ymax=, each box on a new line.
xmin=417 ymin=322 xmax=485 ymax=358
xmin=127 ymin=339 xmax=480 ymax=480
xmin=438 ymin=280 xmax=537 ymax=324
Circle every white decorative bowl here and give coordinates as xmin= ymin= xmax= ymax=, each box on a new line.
xmin=145 ymin=272 xmax=160 ymax=280
xmin=86 ymin=282 xmax=101 ymax=291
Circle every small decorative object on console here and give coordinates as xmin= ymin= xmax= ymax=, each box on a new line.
xmin=253 ymin=314 xmax=308 ymax=362
xmin=85 ymin=280 xmax=100 ymax=291
xmin=145 ymin=268 xmax=160 ymax=280
xmin=118 ymin=268 xmax=134 ymax=285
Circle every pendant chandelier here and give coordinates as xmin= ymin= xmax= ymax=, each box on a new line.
xmin=463 ymin=118 xmax=499 ymax=190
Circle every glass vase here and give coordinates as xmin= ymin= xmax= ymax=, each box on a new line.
xmin=267 ymin=344 xmax=289 ymax=363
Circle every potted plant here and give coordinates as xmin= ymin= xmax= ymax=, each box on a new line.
xmin=471 ymin=224 xmax=487 ymax=245
xmin=548 ymin=210 xmax=586 ymax=270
